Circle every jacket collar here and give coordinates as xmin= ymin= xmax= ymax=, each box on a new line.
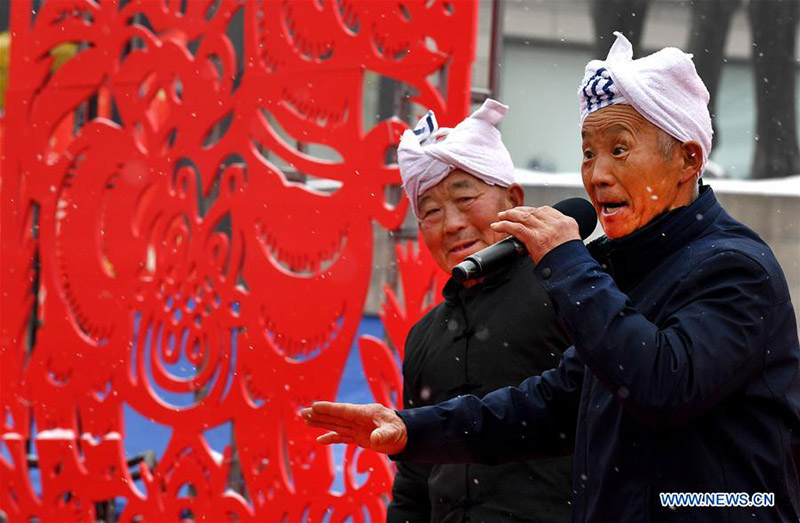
xmin=588 ymin=185 xmax=721 ymax=290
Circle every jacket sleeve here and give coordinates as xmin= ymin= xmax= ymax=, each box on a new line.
xmin=392 ymin=346 xmax=584 ymax=466
xmin=533 ymin=240 xmax=775 ymax=430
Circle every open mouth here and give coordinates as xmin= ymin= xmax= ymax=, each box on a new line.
xmin=448 ymin=240 xmax=479 ymax=258
xmin=600 ymin=201 xmax=628 ymax=217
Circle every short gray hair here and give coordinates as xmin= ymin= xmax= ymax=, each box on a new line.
xmin=657 ymin=130 xmax=680 ymax=160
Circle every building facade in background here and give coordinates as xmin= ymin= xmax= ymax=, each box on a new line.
xmin=470 ymin=0 xmax=800 ymax=179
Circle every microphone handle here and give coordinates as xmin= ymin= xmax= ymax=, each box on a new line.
xmin=451 ymin=237 xmax=526 ymax=283
xmin=468 ymin=236 xmax=527 ymax=270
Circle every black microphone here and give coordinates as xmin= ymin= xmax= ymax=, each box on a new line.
xmin=451 ymin=198 xmax=597 ymax=283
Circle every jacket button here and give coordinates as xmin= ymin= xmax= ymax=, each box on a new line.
xmin=541 ymin=267 xmax=552 ymax=279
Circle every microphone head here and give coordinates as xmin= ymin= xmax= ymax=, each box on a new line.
xmin=553 ymin=197 xmax=597 ymax=240
xmin=451 ymin=259 xmax=479 ymax=283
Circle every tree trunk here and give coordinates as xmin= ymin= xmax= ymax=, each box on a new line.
xmin=591 ymin=0 xmax=651 ymax=58
xmin=0 ymin=1 xmax=8 ymax=31
xmin=687 ymin=0 xmax=742 ymax=150
xmin=749 ymin=0 xmax=800 ymax=178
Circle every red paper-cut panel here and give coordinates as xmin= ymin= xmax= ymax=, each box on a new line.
xmin=1 ymin=0 xmax=473 ymax=519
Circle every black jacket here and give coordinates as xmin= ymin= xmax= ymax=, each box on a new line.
xmin=387 ymin=256 xmax=574 ymax=522
xmin=394 ymin=187 xmax=800 ymax=522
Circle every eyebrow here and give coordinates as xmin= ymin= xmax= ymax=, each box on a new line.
xmin=582 ymin=123 xmax=634 ymax=140
xmin=418 ymin=194 xmax=433 ymax=208
xmin=449 ymin=179 xmax=476 ymax=190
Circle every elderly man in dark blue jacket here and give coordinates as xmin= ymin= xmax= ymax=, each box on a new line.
xmin=303 ymin=33 xmax=800 ymax=522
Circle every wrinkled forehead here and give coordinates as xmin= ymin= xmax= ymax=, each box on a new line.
xmin=418 ymin=169 xmax=487 ymax=203
xmin=581 ymin=104 xmax=660 ymax=140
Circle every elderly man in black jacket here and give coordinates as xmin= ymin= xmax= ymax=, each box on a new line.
xmin=304 ymin=34 xmax=800 ymax=522
xmin=385 ymin=99 xmax=573 ymax=522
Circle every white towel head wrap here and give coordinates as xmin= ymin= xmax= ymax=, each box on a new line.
xmin=398 ymin=99 xmax=516 ymax=219
xmin=578 ymin=32 xmax=713 ymax=170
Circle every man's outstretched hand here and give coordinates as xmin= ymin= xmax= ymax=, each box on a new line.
xmin=301 ymin=401 xmax=408 ymax=455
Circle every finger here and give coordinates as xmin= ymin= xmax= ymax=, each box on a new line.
xmin=304 ymin=409 xmax=348 ymax=424
xmin=529 ymin=206 xmax=580 ymax=231
xmin=301 ymin=407 xmax=324 ymax=422
xmin=304 ymin=412 xmax=367 ymax=432
xmin=490 ymin=219 xmax=535 ymax=237
xmin=497 ymin=206 xmax=544 ymax=223
xmin=305 ymin=410 xmax=378 ymax=430
xmin=311 ymin=401 xmax=372 ymax=421
xmin=370 ymin=426 xmax=397 ymax=446
xmin=497 ymin=205 xmax=535 ymax=217
xmin=304 ymin=418 xmax=358 ymax=434
xmin=534 ymin=205 xmax=559 ymax=215
xmin=317 ymin=432 xmax=355 ymax=445
xmin=370 ymin=427 xmax=387 ymax=446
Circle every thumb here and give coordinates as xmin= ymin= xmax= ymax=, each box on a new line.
xmin=370 ymin=425 xmax=393 ymax=447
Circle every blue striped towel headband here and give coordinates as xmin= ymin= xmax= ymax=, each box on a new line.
xmin=581 ymin=67 xmax=627 ymax=115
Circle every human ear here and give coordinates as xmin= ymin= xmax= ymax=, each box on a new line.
xmin=506 ymin=184 xmax=524 ymax=207
xmin=679 ymin=142 xmax=703 ymax=184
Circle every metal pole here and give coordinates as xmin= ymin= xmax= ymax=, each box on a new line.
xmin=472 ymin=0 xmax=505 ymax=104
xmin=488 ymin=0 xmax=505 ymax=100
